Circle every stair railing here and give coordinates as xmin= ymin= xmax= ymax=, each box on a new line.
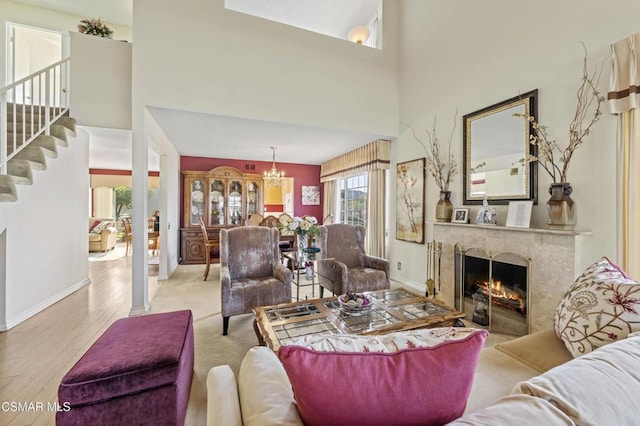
xmin=0 ymin=57 xmax=71 ymax=174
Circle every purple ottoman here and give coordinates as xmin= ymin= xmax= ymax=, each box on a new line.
xmin=57 ymin=310 xmax=194 ymax=426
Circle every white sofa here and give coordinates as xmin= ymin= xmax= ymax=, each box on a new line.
xmin=88 ymin=217 xmax=118 ymax=252
xmin=207 ymin=330 xmax=640 ymax=425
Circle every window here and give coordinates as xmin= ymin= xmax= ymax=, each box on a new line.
xmin=338 ymin=174 xmax=368 ymax=226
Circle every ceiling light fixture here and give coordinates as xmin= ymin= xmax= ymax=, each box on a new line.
xmin=264 ymin=146 xmax=284 ymax=187
xmin=347 ymin=26 xmax=370 ymax=45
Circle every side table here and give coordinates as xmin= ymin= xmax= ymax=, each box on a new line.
xmin=282 ymin=250 xmax=334 ymax=301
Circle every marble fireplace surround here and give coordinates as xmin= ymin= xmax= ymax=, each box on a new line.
xmin=433 ymin=223 xmax=592 ymax=333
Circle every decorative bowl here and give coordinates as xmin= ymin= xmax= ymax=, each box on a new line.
xmin=338 ymin=292 xmax=376 ymax=316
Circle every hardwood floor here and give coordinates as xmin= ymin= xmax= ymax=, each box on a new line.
xmin=0 ymin=249 xmax=161 ymax=426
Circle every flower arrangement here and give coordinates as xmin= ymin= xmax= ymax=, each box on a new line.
xmin=514 ymin=44 xmax=605 ymax=184
xmin=408 ymin=112 xmax=458 ymax=192
xmin=78 ymin=18 xmax=113 ymax=39
xmin=280 ymin=215 xmax=319 ymax=238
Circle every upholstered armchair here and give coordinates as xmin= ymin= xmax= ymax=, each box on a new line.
xmin=316 ymin=224 xmax=390 ymax=297
xmin=220 ymin=226 xmax=292 ymax=335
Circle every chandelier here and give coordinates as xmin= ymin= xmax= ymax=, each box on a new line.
xmin=263 ymin=146 xmax=285 ymax=187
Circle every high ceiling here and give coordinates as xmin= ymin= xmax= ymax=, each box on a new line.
xmin=225 ymin=0 xmax=378 ymax=42
xmin=11 ymin=0 xmax=386 ymax=168
xmin=147 ymin=107 xmax=387 ymax=165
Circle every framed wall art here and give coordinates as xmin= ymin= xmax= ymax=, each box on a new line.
xmin=452 ymin=208 xmax=470 ymax=224
xmin=301 ymin=185 xmax=320 ymax=205
xmin=396 ymin=158 xmax=425 ymax=244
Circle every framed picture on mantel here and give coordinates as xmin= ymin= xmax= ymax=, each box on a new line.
xmin=452 ymin=208 xmax=470 ymax=224
xmin=506 ymin=201 xmax=533 ymax=228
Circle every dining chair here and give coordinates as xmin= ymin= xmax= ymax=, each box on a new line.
xmin=247 ymin=213 xmax=264 ymax=226
xmin=147 ymin=217 xmax=159 ymax=255
xmin=198 ymin=214 xmax=217 ymax=281
xmin=122 ymin=217 xmax=133 ymax=255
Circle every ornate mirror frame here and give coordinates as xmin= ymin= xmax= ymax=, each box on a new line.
xmin=463 ymin=90 xmax=538 ymax=205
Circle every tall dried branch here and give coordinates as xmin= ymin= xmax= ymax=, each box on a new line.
xmin=407 ymin=111 xmax=458 ymax=192
xmin=514 ymin=43 xmax=605 ymax=183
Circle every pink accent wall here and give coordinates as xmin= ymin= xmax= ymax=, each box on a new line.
xmin=180 ymin=156 xmax=324 ymax=227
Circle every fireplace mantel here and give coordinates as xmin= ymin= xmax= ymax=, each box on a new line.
xmin=431 ymin=222 xmax=593 ymax=237
xmin=432 ymin=222 xmax=592 ymax=333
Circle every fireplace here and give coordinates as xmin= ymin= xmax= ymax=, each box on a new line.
xmin=455 ymin=245 xmax=530 ymax=335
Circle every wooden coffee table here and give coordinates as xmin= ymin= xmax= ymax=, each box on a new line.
xmin=253 ymin=288 xmax=465 ymax=351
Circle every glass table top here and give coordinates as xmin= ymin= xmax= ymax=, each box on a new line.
xmin=255 ymin=288 xmax=464 ymax=350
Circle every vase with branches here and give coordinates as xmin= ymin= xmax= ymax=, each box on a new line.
xmin=409 ymin=112 xmax=458 ymax=222
xmin=514 ymin=43 xmax=605 ymax=227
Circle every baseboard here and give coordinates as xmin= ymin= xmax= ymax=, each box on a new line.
xmin=390 ymin=277 xmax=424 ymax=295
xmin=3 ymin=278 xmax=91 ymax=331
xmin=129 ymin=302 xmax=150 ymax=316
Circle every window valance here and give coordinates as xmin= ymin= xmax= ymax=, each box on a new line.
xmin=320 ymin=139 xmax=390 ymax=183
xmin=609 ymin=32 xmax=640 ymax=114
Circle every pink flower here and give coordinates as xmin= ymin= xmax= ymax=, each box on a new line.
xmin=605 ymin=292 xmax=640 ymax=315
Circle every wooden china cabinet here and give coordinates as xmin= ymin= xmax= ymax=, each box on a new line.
xmin=180 ymin=166 xmax=263 ymax=264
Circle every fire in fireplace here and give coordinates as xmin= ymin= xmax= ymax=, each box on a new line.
xmin=455 ymin=245 xmax=530 ymax=335
xmin=474 ymin=279 xmax=526 ymax=314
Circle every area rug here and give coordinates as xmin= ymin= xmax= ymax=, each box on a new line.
xmin=88 ymin=244 xmax=127 ymax=262
xmin=148 ymin=263 xmax=258 ymax=423
xmin=147 ymin=263 xmax=515 ymax=423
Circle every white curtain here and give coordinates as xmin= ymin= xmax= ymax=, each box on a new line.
xmin=322 ymin=180 xmax=336 ymax=224
xmin=367 ymin=169 xmax=386 ymax=258
xmin=609 ymin=33 xmax=640 ymax=277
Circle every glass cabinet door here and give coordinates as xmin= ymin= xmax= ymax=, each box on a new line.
xmin=210 ymin=180 xmax=225 ymax=226
xmin=228 ymin=179 xmax=243 ymax=225
xmin=190 ymin=179 xmax=205 ymax=226
xmin=246 ymin=181 xmax=259 ymax=220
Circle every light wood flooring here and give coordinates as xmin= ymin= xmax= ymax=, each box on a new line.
xmin=0 ymin=246 xmax=315 ymax=426
xmin=0 ymin=250 xmax=162 ymax=426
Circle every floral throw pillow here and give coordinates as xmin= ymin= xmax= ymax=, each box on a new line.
xmin=553 ymin=257 xmax=640 ymax=357
xmin=90 ymin=221 xmax=110 ymax=234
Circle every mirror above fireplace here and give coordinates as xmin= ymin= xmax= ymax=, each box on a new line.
xmin=463 ymin=90 xmax=538 ymax=205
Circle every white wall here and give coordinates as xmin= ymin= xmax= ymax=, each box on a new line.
xmin=0 ymin=128 xmax=90 ymax=329
xmin=129 ymin=0 xmax=400 ymax=305
xmin=390 ymin=0 xmax=640 ymax=288
xmin=69 ymin=32 xmax=132 ymax=129
xmin=0 ymin=0 xmax=132 ymax=84
xmin=145 ymin=109 xmax=180 ymax=280
xmin=131 ymin=0 xmax=399 ymax=138
xmin=12 ymin=24 xmax=61 ymax=82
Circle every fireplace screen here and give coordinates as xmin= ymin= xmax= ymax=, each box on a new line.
xmin=455 ymin=245 xmax=530 ymax=335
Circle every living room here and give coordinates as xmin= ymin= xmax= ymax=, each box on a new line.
xmin=1 ymin=0 xmax=640 ymax=424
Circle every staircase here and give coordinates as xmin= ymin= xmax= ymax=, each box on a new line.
xmin=0 ymin=58 xmax=74 ymax=203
